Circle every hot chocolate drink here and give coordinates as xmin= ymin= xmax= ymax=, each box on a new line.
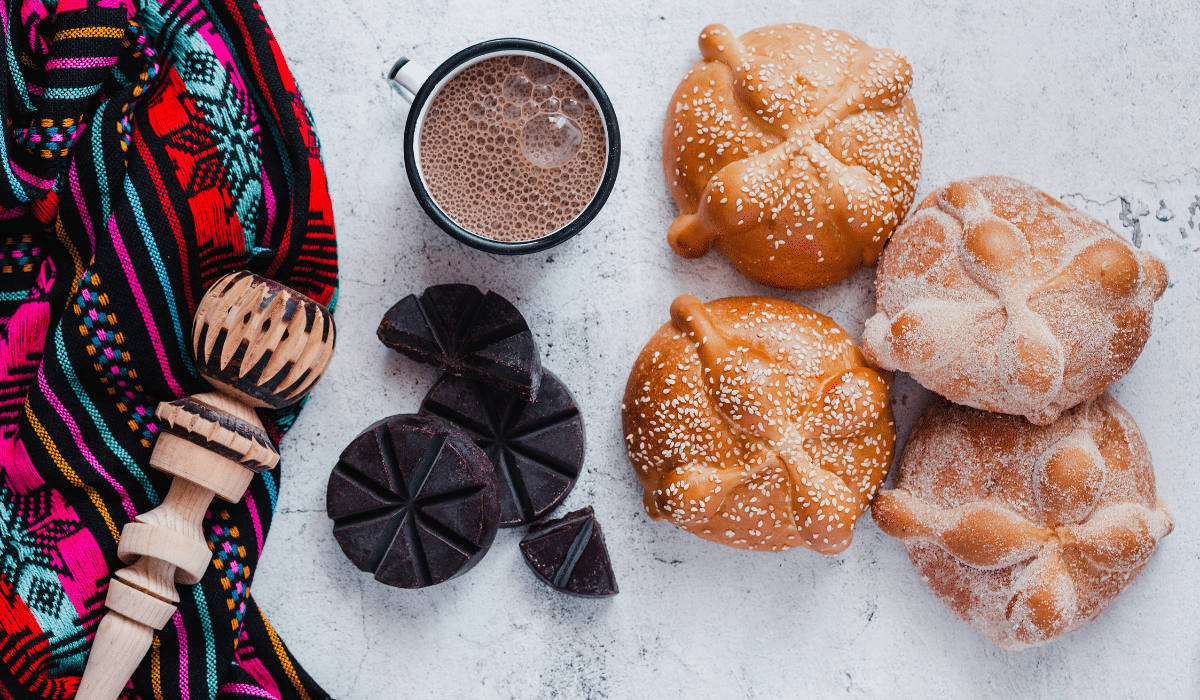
xmin=418 ymin=55 xmax=608 ymax=243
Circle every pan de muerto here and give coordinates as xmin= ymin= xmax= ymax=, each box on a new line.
xmin=873 ymin=394 xmax=1172 ymax=650
xmin=862 ymin=176 xmax=1168 ymax=425
xmin=662 ymin=23 xmax=922 ymax=289
xmin=622 ymin=295 xmax=894 ymax=553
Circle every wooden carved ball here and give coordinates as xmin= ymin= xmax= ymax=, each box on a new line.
xmin=662 ymin=23 xmax=922 ymax=290
xmin=192 ymin=271 xmax=337 ymax=409
xmin=862 ymin=176 xmax=1168 ymax=425
xmin=622 ymin=295 xmax=895 ymax=553
xmin=873 ymin=394 xmax=1173 ymax=650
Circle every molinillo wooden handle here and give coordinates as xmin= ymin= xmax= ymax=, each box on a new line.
xmin=76 ymin=271 xmax=336 ymax=700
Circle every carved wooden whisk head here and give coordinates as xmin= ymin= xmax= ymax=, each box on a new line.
xmin=192 ymin=270 xmax=336 ymax=409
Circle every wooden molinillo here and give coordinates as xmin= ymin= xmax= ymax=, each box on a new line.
xmin=76 ymin=271 xmax=336 ymax=700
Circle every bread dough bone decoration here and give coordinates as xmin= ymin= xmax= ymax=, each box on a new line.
xmin=663 ymin=23 xmax=922 ymax=290
xmin=623 ymin=295 xmax=895 ymax=553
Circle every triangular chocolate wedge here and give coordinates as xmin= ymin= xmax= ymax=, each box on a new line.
xmin=519 ymin=507 xmax=617 ymax=598
xmin=378 ymin=284 xmax=541 ymax=400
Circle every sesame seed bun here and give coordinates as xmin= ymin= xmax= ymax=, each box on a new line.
xmin=662 ymin=23 xmax=922 ymax=290
xmin=621 ymin=295 xmax=895 ymax=553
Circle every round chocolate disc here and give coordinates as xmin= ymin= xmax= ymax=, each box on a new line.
xmin=326 ymin=414 xmax=500 ymax=588
xmin=419 ymin=369 xmax=584 ymax=527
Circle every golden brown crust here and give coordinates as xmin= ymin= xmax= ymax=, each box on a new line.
xmin=622 ymin=295 xmax=895 ymax=553
xmin=872 ymin=394 xmax=1172 ymax=650
xmin=661 ymin=23 xmax=922 ymax=290
xmin=862 ymin=176 xmax=1168 ymax=425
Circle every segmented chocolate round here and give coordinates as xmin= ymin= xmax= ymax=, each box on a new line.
xmin=326 ymin=414 xmax=500 ymax=588
xmin=419 ymin=370 xmax=584 ymax=527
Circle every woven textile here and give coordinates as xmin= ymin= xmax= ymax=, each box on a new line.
xmin=0 ymin=1 xmax=337 ymax=699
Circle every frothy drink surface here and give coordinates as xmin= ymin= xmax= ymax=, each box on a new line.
xmin=419 ymin=55 xmax=607 ymax=242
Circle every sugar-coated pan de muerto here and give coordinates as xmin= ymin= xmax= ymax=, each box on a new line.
xmin=622 ymin=295 xmax=894 ymax=553
xmin=662 ymin=23 xmax=922 ymax=290
xmin=873 ymin=394 xmax=1172 ymax=651
xmin=862 ymin=176 xmax=1167 ymax=425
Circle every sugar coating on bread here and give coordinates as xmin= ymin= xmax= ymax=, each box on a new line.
xmin=862 ymin=176 xmax=1168 ymax=425
xmin=622 ymin=295 xmax=895 ymax=553
xmin=873 ymin=395 xmax=1172 ymax=650
xmin=662 ymin=23 xmax=922 ymax=290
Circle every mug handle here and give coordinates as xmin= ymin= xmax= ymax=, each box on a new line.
xmin=388 ymin=58 xmax=433 ymax=102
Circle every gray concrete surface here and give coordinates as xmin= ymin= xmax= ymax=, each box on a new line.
xmin=251 ymin=1 xmax=1200 ymax=697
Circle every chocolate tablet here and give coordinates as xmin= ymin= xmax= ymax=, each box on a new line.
xmin=378 ymin=284 xmax=542 ymax=401
xmin=419 ymin=369 xmax=584 ymax=527
xmin=327 ymin=414 xmax=500 ymax=588
xmin=519 ymin=507 xmax=617 ymax=598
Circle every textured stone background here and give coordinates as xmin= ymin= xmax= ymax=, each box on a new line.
xmin=251 ymin=1 xmax=1199 ymax=697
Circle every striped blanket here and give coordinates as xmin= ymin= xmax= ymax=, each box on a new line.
xmin=0 ymin=0 xmax=338 ymax=698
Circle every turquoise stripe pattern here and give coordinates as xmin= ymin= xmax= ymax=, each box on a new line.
xmin=54 ymin=325 xmax=158 ymax=502
xmin=123 ymin=177 xmax=197 ymax=377
xmin=43 ymin=85 xmax=105 ymax=101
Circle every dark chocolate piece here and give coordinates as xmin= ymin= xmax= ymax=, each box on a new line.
xmin=327 ymin=414 xmax=500 ymax=588
xmin=419 ymin=369 xmax=584 ymax=527
xmin=519 ymin=507 xmax=617 ymax=598
xmin=377 ymin=284 xmax=541 ymax=401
